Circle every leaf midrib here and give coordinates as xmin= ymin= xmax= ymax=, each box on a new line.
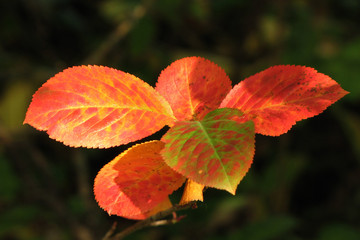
xmin=244 ymin=90 xmax=333 ymax=113
xmin=196 ymin=120 xmax=233 ymax=190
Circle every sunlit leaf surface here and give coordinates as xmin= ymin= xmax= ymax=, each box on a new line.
xmin=24 ymin=66 xmax=175 ymax=148
xmin=220 ymin=65 xmax=349 ymax=136
xmin=156 ymin=57 xmax=232 ymax=121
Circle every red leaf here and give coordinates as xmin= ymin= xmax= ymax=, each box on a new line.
xmin=156 ymin=57 xmax=232 ymax=121
xmin=94 ymin=141 xmax=185 ymax=220
xmin=220 ymin=65 xmax=349 ymax=136
xmin=161 ymin=108 xmax=255 ymax=194
xmin=24 ymin=66 xmax=175 ymax=148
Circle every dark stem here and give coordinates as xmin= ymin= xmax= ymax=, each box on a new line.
xmin=103 ymin=202 xmax=197 ymax=240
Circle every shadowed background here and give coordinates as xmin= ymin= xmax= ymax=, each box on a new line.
xmin=0 ymin=0 xmax=359 ymax=239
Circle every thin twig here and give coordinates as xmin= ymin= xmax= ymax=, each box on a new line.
xmin=83 ymin=0 xmax=151 ymax=65
xmin=102 ymin=222 xmax=118 ymax=240
xmin=103 ymin=202 xmax=197 ymax=240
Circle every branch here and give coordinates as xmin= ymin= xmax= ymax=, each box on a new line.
xmin=103 ymin=202 xmax=197 ymax=240
xmin=83 ymin=0 xmax=152 ymax=65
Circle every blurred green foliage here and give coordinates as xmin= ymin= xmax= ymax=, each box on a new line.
xmin=0 ymin=0 xmax=359 ymax=239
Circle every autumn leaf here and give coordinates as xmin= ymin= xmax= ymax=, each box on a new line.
xmin=220 ymin=65 xmax=349 ymax=136
xmin=94 ymin=141 xmax=185 ymax=220
xmin=161 ymin=108 xmax=255 ymax=194
xmin=24 ymin=66 xmax=175 ymax=148
xmin=156 ymin=57 xmax=232 ymax=121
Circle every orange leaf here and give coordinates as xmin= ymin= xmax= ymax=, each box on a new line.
xmin=179 ymin=179 xmax=204 ymax=205
xmin=24 ymin=66 xmax=175 ymax=148
xmin=93 ymin=141 xmax=185 ymax=220
xmin=156 ymin=57 xmax=232 ymax=121
xmin=220 ymin=65 xmax=349 ymax=136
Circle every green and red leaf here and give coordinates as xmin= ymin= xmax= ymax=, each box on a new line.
xmin=220 ymin=65 xmax=349 ymax=136
xmin=24 ymin=66 xmax=175 ymax=148
xmin=156 ymin=57 xmax=232 ymax=121
xmin=161 ymin=108 xmax=255 ymax=194
xmin=94 ymin=141 xmax=185 ymax=220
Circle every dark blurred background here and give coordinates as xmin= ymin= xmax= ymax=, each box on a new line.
xmin=0 ymin=0 xmax=359 ymax=239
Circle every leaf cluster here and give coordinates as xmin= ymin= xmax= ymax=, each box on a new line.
xmin=24 ymin=56 xmax=348 ymax=220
